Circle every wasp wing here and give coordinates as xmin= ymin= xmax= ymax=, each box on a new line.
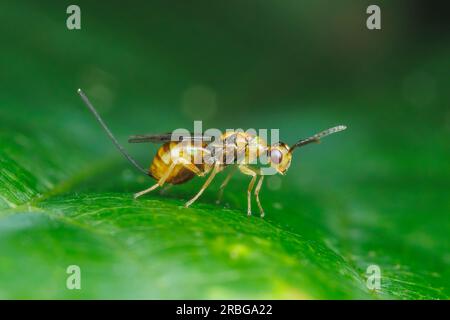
xmin=128 ymin=133 xmax=213 ymax=144
xmin=128 ymin=133 xmax=172 ymax=143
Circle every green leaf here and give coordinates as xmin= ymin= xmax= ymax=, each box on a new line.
xmin=0 ymin=115 xmax=448 ymax=299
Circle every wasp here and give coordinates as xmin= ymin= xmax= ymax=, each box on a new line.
xmin=78 ymin=89 xmax=346 ymax=217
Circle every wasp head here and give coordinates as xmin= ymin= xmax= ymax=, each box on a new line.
xmin=268 ymin=142 xmax=292 ymax=175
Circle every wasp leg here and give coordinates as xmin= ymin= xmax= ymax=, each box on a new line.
xmin=134 ymin=162 xmax=176 ymax=199
xmin=239 ymin=166 xmax=257 ymax=216
xmin=185 ymin=164 xmax=220 ymax=208
xmin=216 ymin=166 xmax=237 ymax=204
xmin=254 ymin=176 xmax=265 ymax=218
xmin=179 ymin=161 xmax=207 ymax=177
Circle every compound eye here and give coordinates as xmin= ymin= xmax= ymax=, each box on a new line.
xmin=270 ymin=149 xmax=283 ymax=164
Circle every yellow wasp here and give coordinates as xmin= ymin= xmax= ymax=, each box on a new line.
xmin=78 ymin=89 xmax=346 ymax=217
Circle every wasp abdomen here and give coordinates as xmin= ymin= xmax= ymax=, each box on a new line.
xmin=150 ymin=141 xmax=201 ymax=185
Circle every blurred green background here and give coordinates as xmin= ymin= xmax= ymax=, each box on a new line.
xmin=0 ymin=0 xmax=449 ymax=299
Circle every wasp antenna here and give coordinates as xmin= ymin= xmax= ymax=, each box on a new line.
xmin=290 ymin=125 xmax=347 ymax=152
xmin=77 ymin=89 xmax=149 ymax=176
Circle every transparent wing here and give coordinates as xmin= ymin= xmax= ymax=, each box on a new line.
xmin=128 ymin=133 xmax=213 ymax=144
